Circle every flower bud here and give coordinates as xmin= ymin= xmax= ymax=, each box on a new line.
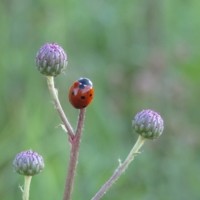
xmin=35 ymin=42 xmax=68 ymax=77
xmin=13 ymin=150 xmax=44 ymax=176
xmin=132 ymin=110 xmax=164 ymax=139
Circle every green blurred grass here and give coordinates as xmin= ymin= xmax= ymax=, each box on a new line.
xmin=1 ymin=0 xmax=200 ymax=199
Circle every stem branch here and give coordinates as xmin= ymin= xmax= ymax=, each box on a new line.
xmin=91 ymin=135 xmax=146 ymax=200
xmin=22 ymin=176 xmax=32 ymax=200
xmin=46 ymin=76 xmax=74 ymax=139
xmin=63 ymin=108 xmax=86 ymax=200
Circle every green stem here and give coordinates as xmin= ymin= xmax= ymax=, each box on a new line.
xmin=46 ymin=76 xmax=75 ymax=139
xmin=22 ymin=176 xmax=32 ymax=200
xmin=91 ymin=135 xmax=146 ymax=200
xmin=63 ymin=108 xmax=86 ymax=200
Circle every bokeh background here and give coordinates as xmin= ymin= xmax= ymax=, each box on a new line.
xmin=1 ymin=0 xmax=200 ymax=199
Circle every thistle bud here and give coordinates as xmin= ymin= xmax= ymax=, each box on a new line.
xmin=35 ymin=42 xmax=68 ymax=77
xmin=132 ymin=110 xmax=164 ymax=139
xmin=13 ymin=150 xmax=44 ymax=176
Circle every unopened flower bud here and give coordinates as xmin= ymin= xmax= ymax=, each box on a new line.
xmin=35 ymin=42 xmax=68 ymax=77
xmin=13 ymin=150 xmax=44 ymax=176
xmin=132 ymin=110 xmax=164 ymax=139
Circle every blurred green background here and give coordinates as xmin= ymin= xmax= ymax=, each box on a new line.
xmin=1 ymin=0 xmax=200 ymax=199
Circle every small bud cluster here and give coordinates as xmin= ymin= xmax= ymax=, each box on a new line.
xmin=13 ymin=150 xmax=44 ymax=176
xmin=132 ymin=110 xmax=164 ymax=139
xmin=35 ymin=42 xmax=68 ymax=77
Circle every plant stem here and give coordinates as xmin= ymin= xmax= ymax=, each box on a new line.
xmin=22 ymin=176 xmax=32 ymax=200
xmin=91 ymin=135 xmax=146 ymax=200
xmin=63 ymin=108 xmax=86 ymax=200
xmin=46 ymin=76 xmax=75 ymax=139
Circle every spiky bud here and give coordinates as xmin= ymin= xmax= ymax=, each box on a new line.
xmin=13 ymin=150 xmax=44 ymax=176
xmin=35 ymin=42 xmax=68 ymax=77
xmin=132 ymin=110 xmax=164 ymax=139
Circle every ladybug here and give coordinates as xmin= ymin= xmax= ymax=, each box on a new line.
xmin=68 ymin=77 xmax=94 ymax=109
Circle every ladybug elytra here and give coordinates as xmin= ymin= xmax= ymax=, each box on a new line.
xmin=68 ymin=77 xmax=94 ymax=109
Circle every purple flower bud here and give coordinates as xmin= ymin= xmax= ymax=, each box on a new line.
xmin=13 ymin=150 xmax=44 ymax=176
xmin=35 ymin=42 xmax=68 ymax=77
xmin=132 ymin=110 xmax=164 ymax=139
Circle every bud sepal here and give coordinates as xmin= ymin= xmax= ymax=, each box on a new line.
xmin=13 ymin=150 xmax=44 ymax=176
xmin=35 ymin=42 xmax=68 ymax=77
xmin=132 ymin=109 xmax=164 ymax=139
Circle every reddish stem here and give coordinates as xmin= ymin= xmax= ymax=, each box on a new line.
xmin=63 ymin=108 xmax=86 ymax=200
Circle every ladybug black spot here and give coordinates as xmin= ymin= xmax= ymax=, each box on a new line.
xmin=89 ymin=94 xmax=92 ymax=97
xmin=81 ymin=96 xmax=85 ymax=99
xmin=72 ymin=92 xmax=75 ymax=96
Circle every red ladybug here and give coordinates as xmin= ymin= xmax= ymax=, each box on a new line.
xmin=68 ymin=78 xmax=94 ymax=109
